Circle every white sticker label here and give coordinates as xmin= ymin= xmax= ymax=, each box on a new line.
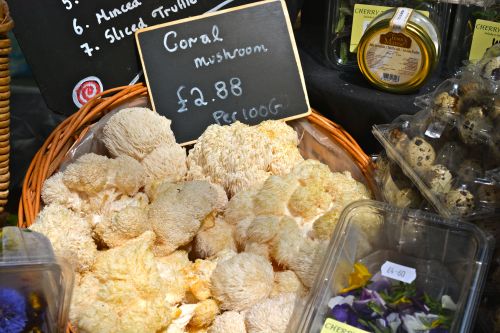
xmin=381 ymin=261 xmax=416 ymax=284
xmin=390 ymin=8 xmax=413 ymax=33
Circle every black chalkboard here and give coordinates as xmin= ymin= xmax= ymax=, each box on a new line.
xmin=136 ymin=0 xmax=310 ymax=145
xmin=9 ymin=0 xmax=257 ymax=115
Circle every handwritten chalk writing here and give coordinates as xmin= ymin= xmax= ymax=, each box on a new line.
xmin=176 ymin=77 xmax=243 ymax=113
xmin=105 ymin=17 xmax=147 ymax=44
xmin=81 ymin=43 xmax=97 ymax=57
xmin=96 ymin=0 xmax=143 ymax=25
xmin=164 ymin=25 xmax=223 ymax=53
xmin=152 ymin=0 xmax=198 ymax=19
xmin=62 ymin=0 xmax=73 ymax=10
xmin=215 ymin=78 xmax=242 ymax=99
xmin=194 ymin=44 xmax=268 ymax=69
xmin=213 ymin=97 xmax=284 ymax=125
xmin=381 ymin=261 xmax=416 ymax=284
xmin=73 ymin=18 xmax=84 ymax=35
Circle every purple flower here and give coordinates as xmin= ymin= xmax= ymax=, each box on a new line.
xmin=0 ymin=288 xmax=27 ymax=333
xmin=330 ymin=304 xmax=370 ymax=330
xmin=330 ymin=304 xmax=354 ymax=322
xmin=368 ymin=272 xmax=392 ymax=292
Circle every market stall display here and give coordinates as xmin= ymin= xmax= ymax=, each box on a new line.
xmin=17 ymin=82 xmax=377 ymax=332
xmin=289 ymin=200 xmax=494 ymax=333
xmin=0 ymin=226 xmax=74 ymax=333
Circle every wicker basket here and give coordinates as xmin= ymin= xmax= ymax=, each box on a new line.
xmin=17 ymin=82 xmax=377 ymax=332
xmin=18 ymin=83 xmax=376 ymax=228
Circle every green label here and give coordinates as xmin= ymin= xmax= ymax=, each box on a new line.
xmin=350 ymin=4 xmax=430 ymax=53
xmin=469 ymin=19 xmax=500 ymax=61
xmin=321 ymin=318 xmax=370 ymax=333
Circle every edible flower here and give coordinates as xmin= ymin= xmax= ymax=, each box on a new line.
xmin=401 ymin=312 xmax=439 ymax=333
xmin=0 ymin=288 xmax=27 ymax=333
xmin=327 ymin=264 xmax=456 ymax=333
xmin=340 ymin=262 xmax=372 ymax=293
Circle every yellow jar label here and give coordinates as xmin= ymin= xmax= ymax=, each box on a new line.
xmin=321 ymin=318 xmax=370 ymax=333
xmin=469 ymin=19 xmax=500 ymax=61
xmin=350 ymin=4 xmax=429 ymax=53
xmin=363 ymin=30 xmax=422 ymax=85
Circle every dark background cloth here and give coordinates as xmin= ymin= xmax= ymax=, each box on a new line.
xmin=296 ymin=1 xmax=443 ymax=154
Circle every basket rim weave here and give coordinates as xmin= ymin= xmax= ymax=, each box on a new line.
xmin=18 ymin=82 xmax=376 ymax=228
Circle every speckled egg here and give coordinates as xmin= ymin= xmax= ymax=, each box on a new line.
xmin=444 ymin=188 xmax=475 ymax=216
xmin=388 ymin=128 xmax=410 ymax=152
xmin=405 ymin=136 xmax=436 ymax=171
xmin=458 ymin=107 xmax=493 ymax=145
xmin=425 ymin=164 xmax=453 ymax=194
xmin=432 ymin=92 xmax=459 ymax=121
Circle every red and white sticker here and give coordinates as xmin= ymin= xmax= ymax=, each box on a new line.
xmin=72 ymin=76 xmax=104 ymax=108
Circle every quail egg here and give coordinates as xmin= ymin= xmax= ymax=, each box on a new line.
xmin=405 ymin=136 xmax=436 ymax=171
xmin=424 ymin=164 xmax=453 ymax=194
xmin=458 ymin=107 xmax=493 ymax=145
xmin=432 ymin=92 xmax=459 ymax=121
xmin=388 ymin=128 xmax=410 ymax=152
xmin=444 ymin=188 xmax=475 ymax=216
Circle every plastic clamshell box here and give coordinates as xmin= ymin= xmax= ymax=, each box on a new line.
xmin=372 ymin=105 xmax=500 ymax=221
xmin=289 ymin=200 xmax=494 ymax=333
xmin=0 ymin=227 xmax=74 ymax=333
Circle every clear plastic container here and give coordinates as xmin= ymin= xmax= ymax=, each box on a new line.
xmin=372 ymin=69 xmax=499 ymax=219
xmin=375 ymin=152 xmax=428 ymax=210
xmin=0 ymin=227 xmax=74 ymax=333
xmin=324 ymin=0 xmax=452 ymax=71
xmin=289 ymin=200 xmax=494 ymax=333
xmin=445 ymin=0 xmax=499 ymax=75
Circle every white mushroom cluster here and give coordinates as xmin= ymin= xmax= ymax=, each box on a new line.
xmin=31 ymin=107 xmax=372 ymax=333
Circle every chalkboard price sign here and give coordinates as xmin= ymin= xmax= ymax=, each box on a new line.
xmin=136 ymin=0 xmax=310 ymax=145
xmin=9 ymin=0 xmax=256 ymax=115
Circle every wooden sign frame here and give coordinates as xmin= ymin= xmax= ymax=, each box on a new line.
xmin=136 ymin=0 xmax=311 ymax=145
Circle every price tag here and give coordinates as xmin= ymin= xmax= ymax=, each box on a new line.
xmin=321 ymin=318 xmax=370 ymax=333
xmin=381 ymin=261 xmax=416 ymax=284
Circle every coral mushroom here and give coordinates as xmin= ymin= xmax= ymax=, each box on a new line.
xmin=102 ymin=107 xmax=176 ymax=161
xmin=245 ymin=293 xmax=297 ymax=333
xmin=30 ymin=204 xmax=97 ymax=273
xmin=148 ymin=180 xmax=228 ymax=256
xmin=187 ymin=120 xmax=303 ymax=197
xmin=70 ymin=232 xmax=175 ymax=333
xmin=208 ymin=311 xmax=246 ymax=333
xmin=211 ymin=253 xmax=274 ymax=311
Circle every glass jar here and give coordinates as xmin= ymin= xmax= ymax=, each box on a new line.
xmin=445 ymin=0 xmax=499 ymax=74
xmin=324 ymin=0 xmax=452 ymax=71
xmin=357 ymin=8 xmax=440 ymax=92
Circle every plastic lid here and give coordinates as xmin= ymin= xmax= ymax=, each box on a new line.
xmin=0 ymin=227 xmax=56 ymax=266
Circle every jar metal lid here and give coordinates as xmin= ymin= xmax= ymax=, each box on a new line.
xmin=357 ymin=9 xmax=440 ymax=93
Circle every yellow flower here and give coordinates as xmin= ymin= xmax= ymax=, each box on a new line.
xmin=393 ymin=296 xmax=411 ymax=305
xmin=340 ymin=262 xmax=372 ymax=293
